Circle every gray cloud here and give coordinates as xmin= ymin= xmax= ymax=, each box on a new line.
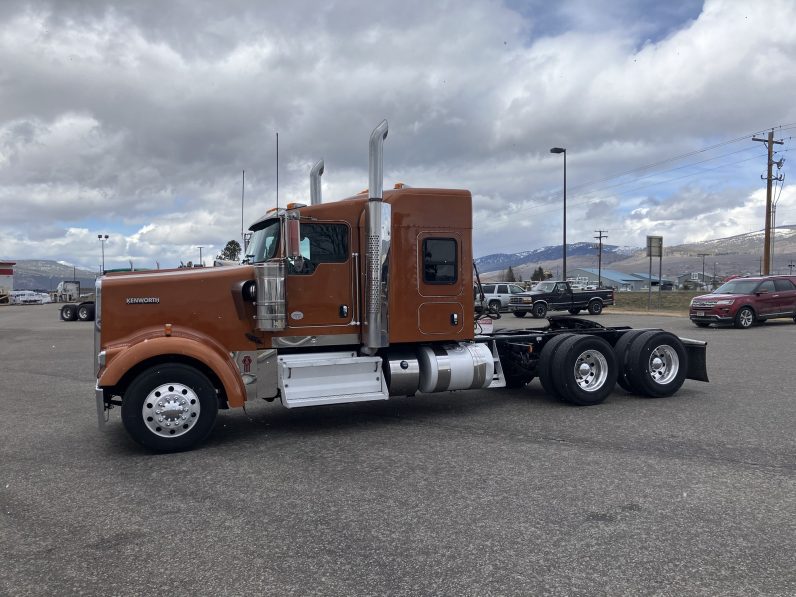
xmin=1 ymin=0 xmax=795 ymax=269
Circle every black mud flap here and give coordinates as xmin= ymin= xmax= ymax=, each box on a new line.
xmin=680 ymin=337 xmax=709 ymax=382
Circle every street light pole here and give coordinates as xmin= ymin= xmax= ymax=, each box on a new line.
xmin=97 ymin=234 xmax=109 ymax=274
xmin=550 ymin=147 xmax=566 ymax=281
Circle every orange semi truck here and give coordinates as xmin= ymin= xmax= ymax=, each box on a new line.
xmin=95 ymin=121 xmax=709 ymax=451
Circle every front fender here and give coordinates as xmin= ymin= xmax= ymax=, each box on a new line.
xmin=98 ymin=336 xmax=247 ymax=408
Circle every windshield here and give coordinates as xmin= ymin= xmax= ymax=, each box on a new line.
xmin=532 ymin=281 xmax=556 ymax=292
xmin=713 ymin=279 xmax=759 ymax=294
xmin=245 ymin=219 xmax=280 ymax=263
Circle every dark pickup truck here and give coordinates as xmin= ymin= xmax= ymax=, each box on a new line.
xmin=509 ymin=281 xmax=614 ymax=318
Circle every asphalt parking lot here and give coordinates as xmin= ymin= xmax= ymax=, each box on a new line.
xmin=1 ymin=304 xmax=794 ymax=596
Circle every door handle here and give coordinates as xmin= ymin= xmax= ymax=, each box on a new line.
xmin=339 ymin=305 xmax=349 ymax=318
xmin=451 ymin=313 xmax=459 ymax=326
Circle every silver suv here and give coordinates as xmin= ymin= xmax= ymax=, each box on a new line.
xmin=476 ymin=283 xmax=527 ymax=311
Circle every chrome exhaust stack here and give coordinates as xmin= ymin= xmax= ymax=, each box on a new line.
xmin=310 ymin=159 xmax=324 ymax=205
xmin=363 ymin=120 xmax=391 ymax=355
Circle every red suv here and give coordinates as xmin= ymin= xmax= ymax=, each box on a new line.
xmin=690 ymin=276 xmax=796 ymax=328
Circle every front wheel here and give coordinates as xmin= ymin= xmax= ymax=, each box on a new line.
xmin=734 ymin=307 xmax=755 ymax=329
xmin=60 ymin=304 xmax=77 ymax=321
xmin=121 ymin=364 xmax=219 ymax=452
xmin=531 ymin=303 xmax=548 ymax=319
xmin=587 ymin=300 xmax=603 ymax=315
xmin=488 ymin=300 xmax=501 ymax=313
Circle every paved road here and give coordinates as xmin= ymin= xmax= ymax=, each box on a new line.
xmin=1 ymin=305 xmax=794 ymax=596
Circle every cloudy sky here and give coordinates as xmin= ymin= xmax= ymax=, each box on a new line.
xmin=1 ymin=0 xmax=795 ymax=272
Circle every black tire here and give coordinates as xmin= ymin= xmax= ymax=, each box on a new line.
xmin=551 ymin=335 xmax=617 ymax=406
xmin=513 ymin=311 xmax=527 ymax=318
xmin=568 ymin=309 xmax=580 ymax=315
xmin=613 ymin=330 xmax=649 ymax=393
xmin=531 ymin=302 xmax=548 ymax=319
xmin=488 ymin=300 xmax=501 ymax=313
xmin=625 ymin=331 xmax=688 ymax=398
xmin=693 ymin=322 xmax=710 ymax=328
xmin=77 ymin=304 xmax=95 ymax=321
xmin=60 ymin=304 xmax=77 ymax=321
xmin=121 ymin=363 xmax=219 ymax=452
xmin=587 ymin=300 xmax=603 ymax=315
xmin=734 ymin=306 xmax=755 ymax=329
xmin=537 ymin=333 xmax=573 ymax=398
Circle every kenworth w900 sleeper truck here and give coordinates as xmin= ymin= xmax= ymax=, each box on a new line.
xmin=94 ymin=121 xmax=708 ymax=452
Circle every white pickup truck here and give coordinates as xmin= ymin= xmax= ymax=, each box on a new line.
xmin=475 ymin=282 xmax=527 ymax=312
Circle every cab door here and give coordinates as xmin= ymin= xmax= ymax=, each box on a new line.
xmin=283 ymin=221 xmax=355 ymax=334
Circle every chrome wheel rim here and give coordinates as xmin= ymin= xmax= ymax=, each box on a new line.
xmin=572 ymin=350 xmax=609 ymax=392
xmin=142 ymin=382 xmax=201 ymax=438
xmin=739 ymin=309 xmax=753 ymax=327
xmin=648 ymin=345 xmax=679 ymax=385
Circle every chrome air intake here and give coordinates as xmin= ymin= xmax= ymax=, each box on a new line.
xmin=364 ymin=120 xmax=390 ymax=355
xmin=254 ymin=261 xmax=286 ymax=331
xmin=310 ymin=159 xmax=324 ymax=205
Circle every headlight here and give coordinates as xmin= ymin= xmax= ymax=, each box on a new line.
xmin=690 ymin=299 xmax=697 ymax=307
xmin=716 ymin=299 xmax=735 ymax=305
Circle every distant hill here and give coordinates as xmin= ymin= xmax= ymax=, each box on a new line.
xmin=8 ymin=226 xmax=796 ymax=289
xmin=477 ymin=226 xmax=796 ymax=281
xmin=475 ymin=242 xmax=635 ymax=274
xmin=8 ymin=260 xmax=98 ymax=292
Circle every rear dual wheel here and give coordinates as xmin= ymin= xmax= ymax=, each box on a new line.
xmin=539 ymin=334 xmax=617 ymax=406
xmin=616 ymin=331 xmax=688 ymax=398
xmin=77 ymin=304 xmax=95 ymax=321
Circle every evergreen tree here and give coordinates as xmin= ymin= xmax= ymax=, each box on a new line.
xmin=505 ymin=266 xmax=516 ymax=282
xmin=217 ymin=240 xmax=242 ymax=261
xmin=531 ymin=266 xmax=546 ymax=281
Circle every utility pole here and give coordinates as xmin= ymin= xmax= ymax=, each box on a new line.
xmin=594 ymin=230 xmax=607 ymax=288
xmin=752 ymin=131 xmax=784 ymax=274
xmin=697 ymin=253 xmax=709 ymax=291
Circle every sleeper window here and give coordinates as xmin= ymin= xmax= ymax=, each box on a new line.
xmin=423 ymin=238 xmax=457 ymax=284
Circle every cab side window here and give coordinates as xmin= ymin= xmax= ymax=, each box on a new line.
xmin=289 ymin=223 xmax=348 ymax=275
xmin=423 ymin=238 xmax=457 ymax=284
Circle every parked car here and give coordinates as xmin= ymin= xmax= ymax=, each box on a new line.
xmin=509 ymin=281 xmax=614 ymax=318
xmin=475 ymin=282 xmax=527 ymax=312
xmin=689 ymin=275 xmax=796 ymax=328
